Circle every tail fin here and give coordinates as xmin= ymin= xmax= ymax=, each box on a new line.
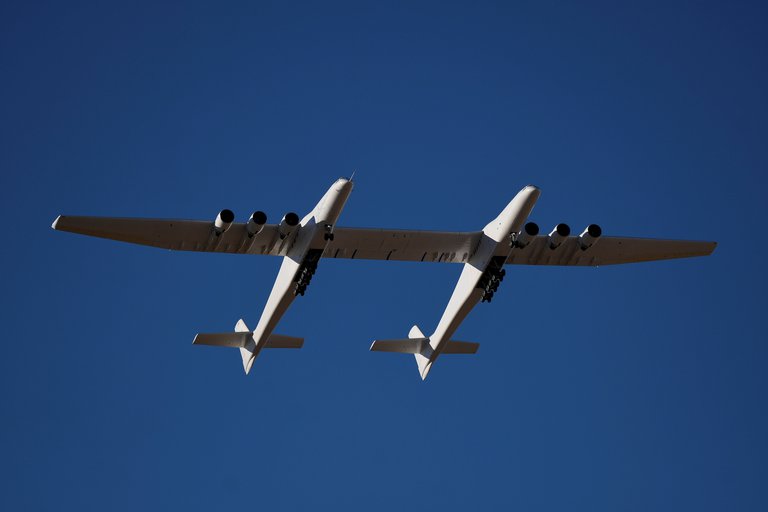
xmin=193 ymin=319 xmax=303 ymax=374
xmin=235 ymin=319 xmax=257 ymax=375
xmin=409 ymin=325 xmax=432 ymax=380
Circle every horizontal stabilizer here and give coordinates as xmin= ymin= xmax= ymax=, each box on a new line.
xmin=370 ymin=338 xmax=428 ymax=354
xmin=193 ymin=332 xmax=249 ymax=348
xmin=193 ymin=331 xmax=303 ymax=349
xmin=442 ymin=340 xmax=480 ymax=354
xmin=264 ymin=334 xmax=304 ymax=349
xmin=370 ymin=338 xmax=478 ymax=355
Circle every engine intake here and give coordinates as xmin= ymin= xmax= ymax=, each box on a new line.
xmin=513 ymin=222 xmax=539 ymax=248
xmin=247 ymin=210 xmax=267 ymax=236
xmin=214 ymin=209 xmax=235 ymax=235
xmin=578 ymin=224 xmax=602 ymax=250
xmin=278 ymin=212 xmax=300 ymax=239
xmin=548 ymin=223 xmax=570 ymax=249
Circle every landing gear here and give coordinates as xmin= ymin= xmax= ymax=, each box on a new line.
xmin=478 ymin=256 xmax=507 ymax=303
xmin=323 ymin=224 xmax=335 ymax=242
xmin=293 ymin=249 xmax=322 ymax=296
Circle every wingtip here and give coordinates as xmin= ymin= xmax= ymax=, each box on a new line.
xmin=51 ymin=215 xmax=62 ymax=230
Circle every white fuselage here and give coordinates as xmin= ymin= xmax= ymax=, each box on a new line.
xmin=242 ymin=178 xmax=354 ymax=372
xmin=418 ymin=185 xmax=541 ymax=379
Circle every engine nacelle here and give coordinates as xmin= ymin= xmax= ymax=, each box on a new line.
xmin=578 ymin=224 xmax=602 ymax=250
xmin=214 ymin=209 xmax=235 ymax=235
xmin=548 ymin=223 xmax=570 ymax=249
xmin=278 ymin=212 xmax=300 ymax=239
xmin=247 ymin=210 xmax=267 ymax=236
xmin=514 ymin=222 xmax=539 ymax=248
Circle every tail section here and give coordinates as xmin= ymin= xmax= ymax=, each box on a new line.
xmin=370 ymin=325 xmax=478 ymax=381
xmin=193 ymin=319 xmax=303 ymax=374
xmin=409 ymin=325 xmax=433 ymax=381
xmin=235 ymin=319 xmax=257 ymax=375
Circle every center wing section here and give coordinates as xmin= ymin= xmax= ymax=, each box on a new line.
xmin=323 ymin=227 xmax=482 ymax=263
xmin=52 ymin=216 xmax=284 ymax=255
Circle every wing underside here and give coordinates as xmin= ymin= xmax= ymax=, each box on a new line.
xmin=53 ymin=216 xmax=284 ymax=255
xmin=52 ymin=216 xmax=715 ymax=266
xmin=323 ymin=227 xmax=482 ymax=263
xmin=505 ymin=235 xmax=717 ymax=266
xmin=324 ymin=228 xmax=715 ymax=266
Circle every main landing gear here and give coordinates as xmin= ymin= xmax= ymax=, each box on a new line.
xmin=294 ymin=249 xmax=323 ymax=296
xmin=477 ymin=256 xmax=507 ymax=303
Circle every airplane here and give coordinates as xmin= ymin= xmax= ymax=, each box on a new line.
xmin=52 ymin=178 xmax=716 ymax=380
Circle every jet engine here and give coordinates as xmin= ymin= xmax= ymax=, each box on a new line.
xmin=278 ymin=212 xmax=300 ymax=239
xmin=247 ymin=210 xmax=267 ymax=236
xmin=578 ymin=224 xmax=602 ymax=250
xmin=548 ymin=223 xmax=570 ymax=249
xmin=514 ymin=222 xmax=539 ymax=248
xmin=214 ymin=209 xmax=235 ymax=235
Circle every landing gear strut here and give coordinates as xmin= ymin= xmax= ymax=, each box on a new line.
xmin=294 ymin=249 xmax=323 ymax=296
xmin=477 ymin=257 xmax=507 ymax=303
xmin=323 ymin=224 xmax=335 ymax=242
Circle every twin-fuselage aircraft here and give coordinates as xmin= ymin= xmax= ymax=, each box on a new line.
xmin=53 ymin=178 xmax=716 ymax=380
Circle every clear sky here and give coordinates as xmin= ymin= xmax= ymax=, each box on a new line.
xmin=1 ymin=1 xmax=766 ymax=510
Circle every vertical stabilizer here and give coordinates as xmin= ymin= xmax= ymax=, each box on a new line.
xmin=236 ymin=319 xmax=257 ymax=374
xmin=409 ymin=325 xmax=432 ymax=380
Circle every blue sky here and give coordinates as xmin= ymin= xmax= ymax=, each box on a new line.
xmin=1 ymin=1 xmax=767 ymax=510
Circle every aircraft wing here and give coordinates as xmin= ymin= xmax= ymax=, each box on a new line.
xmin=505 ymin=236 xmax=717 ymax=266
xmin=51 ymin=216 xmax=481 ymax=260
xmin=323 ymin=227 xmax=483 ymax=263
xmin=52 ymin=216 xmax=716 ymax=266
xmin=52 ymin=216 xmax=284 ymax=255
xmin=324 ymin=227 xmax=715 ymax=266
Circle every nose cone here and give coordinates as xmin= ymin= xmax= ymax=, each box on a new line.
xmin=523 ymin=184 xmax=541 ymax=196
xmin=483 ymin=184 xmax=543 ymax=240
xmin=333 ymin=177 xmax=354 ymax=192
xmin=519 ymin=184 xmax=541 ymax=206
xmin=316 ymin=178 xmax=355 ymax=224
